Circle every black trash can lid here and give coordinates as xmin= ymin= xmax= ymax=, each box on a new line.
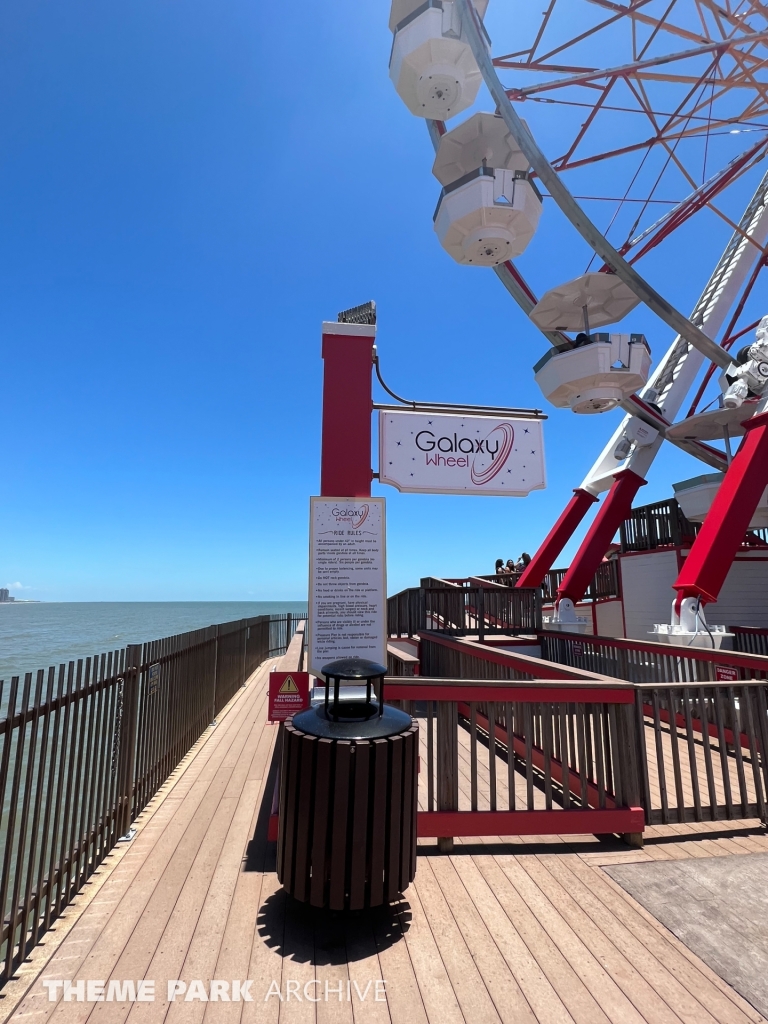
xmin=321 ymin=657 xmax=387 ymax=680
xmin=292 ymin=701 xmax=412 ymax=740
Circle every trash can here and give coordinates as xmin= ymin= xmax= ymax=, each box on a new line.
xmin=276 ymin=657 xmax=418 ymax=910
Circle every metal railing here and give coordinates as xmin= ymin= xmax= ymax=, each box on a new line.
xmin=538 ymin=629 xmax=768 ymax=684
xmin=0 ymin=612 xmax=304 ymax=987
xmin=387 ymin=586 xmax=541 ymax=639
xmin=731 ymin=625 xmax=768 ymax=657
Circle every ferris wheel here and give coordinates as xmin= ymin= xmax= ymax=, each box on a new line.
xmin=387 ymin=0 xmax=768 ymax=643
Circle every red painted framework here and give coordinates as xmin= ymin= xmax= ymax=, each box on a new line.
xmin=516 ymin=488 xmax=598 ymax=589
xmin=269 ymin=808 xmax=643 ymax=841
xmin=417 ymin=808 xmax=644 ymax=837
xmin=557 ymin=470 xmax=646 ymax=605
xmin=674 ymin=411 xmax=768 ymax=605
xmin=320 ymin=324 xmax=375 ymax=498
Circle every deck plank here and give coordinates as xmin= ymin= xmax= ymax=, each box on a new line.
xmin=398 ymin=881 xmax=462 ymax=1024
xmin=542 ymin=855 xmax=724 ymax=1024
xmin=492 ymin=854 xmax=649 ymax=1024
xmin=13 ymin=666 xmax=273 ymax=1024
xmin=408 ymin=858 xmax=502 ymax=1024
xmin=425 ymin=856 xmax=538 ymax=1024
xmin=604 ymin=854 xmax=768 ymax=1022
xmin=471 ymin=856 xmax=612 ymax=1024
xmin=371 ymin=900 xmax=428 ymax=1024
xmin=518 ymin=856 xmax=686 ymax=1024
xmin=565 ymin=857 xmax=764 ymax=1024
xmin=444 ymin=855 xmax=574 ymax=1024
xmin=7 ymin=674 xmax=768 ymax=1024
xmin=340 ymin=913 xmax=390 ymax=1024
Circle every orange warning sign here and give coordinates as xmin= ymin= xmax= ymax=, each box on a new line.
xmin=268 ymin=671 xmax=310 ymax=722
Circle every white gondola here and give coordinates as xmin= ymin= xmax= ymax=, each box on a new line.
xmin=533 ymin=332 xmax=652 ymax=414
xmin=673 ymin=473 xmax=768 ymax=529
xmin=530 ymin=272 xmax=640 ymax=332
xmin=388 ymin=0 xmax=490 ymax=120
xmin=431 ymin=112 xmax=542 ymax=265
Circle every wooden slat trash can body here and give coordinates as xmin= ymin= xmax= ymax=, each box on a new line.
xmin=276 ymin=657 xmax=418 ymax=910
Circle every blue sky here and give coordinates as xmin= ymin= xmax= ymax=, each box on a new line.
xmin=1 ymin=1 xmax=765 ymax=601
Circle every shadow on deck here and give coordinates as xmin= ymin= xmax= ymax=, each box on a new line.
xmin=3 ymin=655 xmax=768 ymax=1024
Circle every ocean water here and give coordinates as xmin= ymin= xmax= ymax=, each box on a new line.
xmin=0 ymin=601 xmax=308 ymax=682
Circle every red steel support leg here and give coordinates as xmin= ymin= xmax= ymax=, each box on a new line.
xmin=320 ymin=322 xmax=375 ymax=497
xmin=673 ymin=410 xmax=768 ymax=605
xmin=516 ymin=489 xmax=598 ymax=589
xmin=557 ymin=470 xmax=646 ymax=606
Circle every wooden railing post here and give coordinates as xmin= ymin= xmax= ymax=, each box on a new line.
xmin=437 ymin=701 xmax=458 ymax=852
xmin=617 ymin=699 xmax=644 ymax=848
xmin=115 ymin=644 xmax=142 ymax=839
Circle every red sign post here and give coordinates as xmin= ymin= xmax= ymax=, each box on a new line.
xmin=269 ymin=672 xmax=310 ymax=722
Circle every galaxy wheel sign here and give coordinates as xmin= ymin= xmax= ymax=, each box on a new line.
xmin=378 ymin=410 xmax=546 ymax=496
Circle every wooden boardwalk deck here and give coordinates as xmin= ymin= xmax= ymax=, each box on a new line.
xmin=4 ymin=655 xmax=768 ymax=1024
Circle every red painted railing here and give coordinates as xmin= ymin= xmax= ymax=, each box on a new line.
xmin=539 ymin=629 xmax=768 ymax=683
xmin=389 ymin=634 xmax=768 ymax=829
xmin=455 ymin=702 xmax=616 ymax=810
xmin=268 ymin=674 xmax=644 ymax=843
xmin=269 ymin=627 xmax=768 ymax=844
xmin=384 ymin=677 xmax=643 ymax=843
xmin=417 ymin=630 xmax=618 ymax=681
xmin=730 ymin=625 xmax=768 ymax=657
xmin=416 ymin=809 xmax=643 ymax=838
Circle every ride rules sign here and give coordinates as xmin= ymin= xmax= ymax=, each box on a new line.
xmin=308 ymin=497 xmax=387 ymax=676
